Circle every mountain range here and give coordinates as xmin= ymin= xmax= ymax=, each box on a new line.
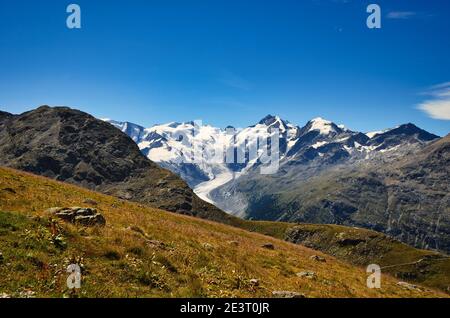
xmin=105 ymin=115 xmax=449 ymax=253
xmin=105 ymin=115 xmax=439 ymax=206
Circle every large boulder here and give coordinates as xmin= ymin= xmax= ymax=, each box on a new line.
xmin=48 ymin=207 xmax=106 ymax=226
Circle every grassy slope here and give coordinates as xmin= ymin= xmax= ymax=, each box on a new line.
xmin=0 ymin=167 xmax=445 ymax=298
xmin=282 ymin=224 xmax=450 ymax=293
xmin=230 ymin=218 xmax=450 ymax=294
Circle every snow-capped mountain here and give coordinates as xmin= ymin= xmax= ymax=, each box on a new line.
xmin=105 ymin=115 xmax=298 ymax=205
xmin=104 ymin=115 xmax=440 ymax=213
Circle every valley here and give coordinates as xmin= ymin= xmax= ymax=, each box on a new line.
xmin=0 ymin=166 xmax=447 ymax=297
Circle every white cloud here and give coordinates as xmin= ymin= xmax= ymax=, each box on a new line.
xmin=428 ymin=82 xmax=450 ymax=97
xmin=387 ymin=11 xmax=416 ymax=19
xmin=418 ymin=100 xmax=450 ymax=120
xmin=417 ymin=82 xmax=450 ymax=120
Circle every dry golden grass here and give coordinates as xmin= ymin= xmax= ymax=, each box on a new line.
xmin=0 ymin=167 xmax=446 ymax=298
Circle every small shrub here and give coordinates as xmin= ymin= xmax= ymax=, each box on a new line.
xmin=185 ymin=273 xmax=205 ymax=297
xmin=26 ymin=253 xmax=46 ymax=269
xmin=14 ymin=263 xmax=27 ymax=272
xmin=126 ymin=246 xmax=144 ymax=257
xmin=137 ymin=271 xmax=166 ymax=290
xmin=195 ymin=251 xmax=210 ymax=269
xmin=154 ymin=254 xmax=177 ymax=273
xmin=103 ymin=250 xmax=121 ymax=260
xmin=52 ymin=234 xmax=67 ymax=250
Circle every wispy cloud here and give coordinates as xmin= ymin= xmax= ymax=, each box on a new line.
xmin=387 ymin=11 xmax=416 ymax=19
xmin=417 ymin=82 xmax=450 ymax=120
xmin=219 ymin=71 xmax=252 ymax=91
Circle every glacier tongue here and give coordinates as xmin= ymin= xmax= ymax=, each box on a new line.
xmin=194 ymin=169 xmax=235 ymax=204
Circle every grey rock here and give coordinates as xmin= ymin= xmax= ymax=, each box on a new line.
xmin=202 ymin=243 xmax=214 ymax=250
xmin=18 ymin=290 xmax=36 ymax=298
xmin=397 ymin=281 xmax=422 ymax=291
xmin=272 ymin=291 xmax=306 ymax=298
xmin=297 ymin=271 xmax=316 ymax=279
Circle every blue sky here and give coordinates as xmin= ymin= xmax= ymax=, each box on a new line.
xmin=0 ymin=0 xmax=449 ymax=135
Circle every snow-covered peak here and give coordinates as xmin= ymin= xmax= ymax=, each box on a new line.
xmin=103 ymin=119 xmax=145 ymax=142
xmin=250 ymin=115 xmax=299 ymax=152
xmin=307 ymin=117 xmax=339 ymax=135
xmin=311 ymin=117 xmax=329 ymax=123
xmin=257 ymin=114 xmax=293 ymax=133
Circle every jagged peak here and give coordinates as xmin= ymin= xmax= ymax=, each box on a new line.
xmin=258 ymin=114 xmax=280 ymax=125
xmin=256 ymin=114 xmax=295 ymax=133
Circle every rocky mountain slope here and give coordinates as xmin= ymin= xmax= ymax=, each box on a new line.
xmin=106 ymin=114 xmax=447 ymax=253
xmin=0 ymin=167 xmax=446 ymax=297
xmin=233 ymin=135 xmax=450 ymax=253
xmin=0 ymin=106 xmax=231 ymax=223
